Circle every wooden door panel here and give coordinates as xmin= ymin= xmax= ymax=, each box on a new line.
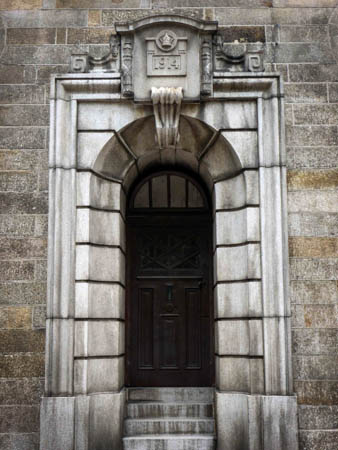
xmin=185 ymin=288 xmax=201 ymax=369
xmin=138 ymin=287 xmax=154 ymax=369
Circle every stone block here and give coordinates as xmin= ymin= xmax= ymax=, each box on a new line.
xmin=272 ymin=7 xmax=332 ymax=25
xmin=76 ymin=245 xmax=125 ymax=284
xmin=287 ymin=125 xmax=337 ymax=147
xmin=214 ymin=174 xmax=246 ymax=210
xmin=0 ymin=105 xmax=49 ymax=127
xmin=289 ymin=237 xmax=338 ymax=257
xmin=0 ymin=149 xmax=47 ymax=172
xmin=216 ymin=356 xmax=250 ymax=392
xmin=261 ymin=396 xmax=298 ymax=450
xmin=76 ymin=209 xmax=125 ymax=250
xmin=280 ymin=25 xmax=329 ymax=43
xmin=75 ymin=282 xmax=124 ymax=319
xmin=222 ymin=131 xmax=258 ymax=168
xmin=215 ymin=25 xmax=265 ymax=43
xmin=293 ymin=355 xmax=338 ymax=381
xmin=75 ymin=320 xmax=124 ymax=357
xmin=215 ymin=8 xmax=272 ymax=25
xmin=102 ymin=8 xmax=203 ymax=26
xmin=287 ymin=146 xmax=338 ymax=169
xmin=299 ymin=430 xmax=338 ymax=450
xmin=0 ymin=84 xmax=45 ymax=104
xmin=75 ymin=356 xmax=124 ymax=394
xmin=1 ymin=10 xmax=87 ymax=27
xmin=291 ymin=280 xmax=337 ymax=304
xmin=2 ymin=306 xmax=32 ymax=329
xmin=250 ymin=358 xmax=264 ymax=394
xmin=0 ymin=64 xmax=34 ymax=84
xmin=0 ymin=238 xmax=47 ymax=260
xmin=0 ymin=261 xmax=34 ymax=281
xmin=40 ymin=397 xmax=75 ymax=450
xmin=292 ymin=329 xmax=338 ymax=355
xmin=244 ymin=171 xmax=260 ymax=205
xmin=0 ymin=172 xmax=36 ymax=193
xmin=298 ymin=405 xmax=338 ymax=430
xmin=293 ymin=104 xmax=338 ymax=125
xmin=33 ymin=305 xmax=46 ymax=328
xmin=0 ymin=378 xmax=43 ymax=405
xmin=77 ymin=132 xmax=114 ymax=169
xmin=215 ymin=243 xmax=261 ymax=282
xmin=88 ymin=9 xmax=101 ymax=27
xmin=0 ymin=405 xmax=39 ymax=433
xmin=272 ymin=43 xmax=332 ymax=64
xmin=0 ymin=353 xmax=44 ymax=377
xmin=288 ymin=191 xmax=338 ymax=213
xmin=7 ymin=28 xmax=56 ymax=45
xmin=34 ymin=260 xmax=47 ymax=281
xmin=290 ymin=258 xmax=338 ymax=280
xmin=77 ymin=172 xmax=125 ymax=214
xmin=2 ymin=433 xmax=39 ymax=450
xmin=78 ymin=102 xmax=151 ymax=131
xmin=289 ymin=64 xmax=338 ymax=82
xmin=67 ymin=27 xmax=112 ymax=45
xmin=58 ymin=0 xmax=149 ymax=6
xmin=0 ymin=127 xmax=45 ymax=149
xmin=215 ymin=320 xmax=249 ymax=355
xmin=37 ymin=64 xmax=68 ymax=82
xmin=0 ymin=282 xmax=46 ymax=306
xmin=35 ymin=215 xmax=48 ymax=237
xmin=288 ymin=212 xmax=338 ymax=237
xmin=0 ymin=330 xmax=44 ymax=352
xmin=291 ymin=304 xmax=338 ymax=328
xmin=0 ymin=0 xmax=42 ymax=8
xmin=295 ymin=380 xmax=338 ymax=405
xmin=198 ymin=101 xmax=257 ymax=130
xmin=2 ymin=44 xmax=88 ymax=65
xmin=0 ymin=215 xmax=35 ymax=236
xmin=214 ymin=281 xmax=262 ymax=318
xmin=285 ymin=83 xmax=327 ymax=103
xmin=215 ymin=207 xmax=260 ymax=246
xmin=288 ymin=169 xmax=338 ymax=190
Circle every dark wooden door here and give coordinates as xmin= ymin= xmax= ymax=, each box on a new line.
xmin=126 ymin=219 xmax=213 ymax=387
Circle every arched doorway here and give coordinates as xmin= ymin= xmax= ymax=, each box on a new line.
xmin=126 ymin=170 xmax=214 ymax=387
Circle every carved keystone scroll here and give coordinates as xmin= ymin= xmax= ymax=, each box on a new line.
xmin=151 ymin=87 xmax=183 ymax=149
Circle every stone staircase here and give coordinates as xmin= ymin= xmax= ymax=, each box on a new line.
xmin=123 ymin=387 xmax=216 ymax=450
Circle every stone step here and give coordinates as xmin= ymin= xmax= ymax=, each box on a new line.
xmin=127 ymin=388 xmax=214 ymax=403
xmin=127 ymin=402 xmax=214 ymax=419
xmin=123 ymin=434 xmax=216 ymax=450
xmin=124 ymin=418 xmax=215 ymax=436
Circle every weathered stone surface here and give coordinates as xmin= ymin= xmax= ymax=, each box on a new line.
xmin=0 ymin=261 xmax=34 ymax=281
xmin=0 ymin=10 xmax=87 ymax=27
xmin=280 ymin=25 xmax=329 ymax=43
xmin=293 ymin=104 xmax=338 ymax=125
xmin=0 ymin=405 xmax=39 ymax=433
xmin=288 ymin=169 xmax=338 ymax=190
xmin=0 ymin=282 xmax=46 ymax=306
xmin=0 ymin=106 xmax=49 ymax=127
xmin=0 ymin=172 xmax=37 ymax=193
xmin=2 ymin=44 xmax=88 ymax=65
xmin=67 ymin=27 xmax=112 ymax=44
xmin=36 ymin=64 xmax=68 ymax=82
xmin=272 ymin=7 xmax=333 ymax=25
xmin=271 ymin=42 xmax=332 ymax=64
xmin=0 ymin=330 xmax=45 ymax=353
xmin=0 ymin=192 xmax=48 ymax=214
xmin=32 ymin=305 xmax=46 ymax=328
xmin=295 ymin=380 xmax=338 ymax=405
xmin=35 ymin=260 xmax=47 ymax=281
xmin=328 ymin=83 xmax=338 ymax=102
xmin=288 ymin=191 xmax=338 ymax=213
xmin=292 ymin=329 xmax=338 ymax=355
xmin=154 ymin=0 xmax=268 ymax=5
xmin=0 ymin=238 xmax=47 ymax=259
xmin=0 ymin=65 xmax=35 ymax=84
xmin=216 ymin=26 xmax=265 ymax=42
xmin=0 ymin=128 xmax=46 ymax=150
xmin=1 ymin=306 xmax=32 ymax=329
xmin=288 ymin=213 xmax=338 ymax=237
xmin=298 ymin=405 xmax=338 ymax=430
xmin=293 ymin=355 xmax=338 ymax=380
xmin=287 ymin=146 xmax=338 ymax=169
xmin=0 ymin=150 xmax=46 ymax=172
xmin=102 ymin=8 xmax=203 ymax=26
xmin=289 ymin=237 xmax=338 ymax=257
xmin=291 ymin=304 xmax=338 ymax=328
xmin=0 ymin=0 xmax=42 ymax=9
xmin=0 ymin=353 xmax=44 ymax=377
xmin=290 ymin=280 xmax=337 ymax=304
xmin=289 ymin=64 xmax=338 ymax=82
xmin=299 ymin=430 xmax=338 ymax=450
xmin=215 ymin=8 xmax=272 ymax=25
xmin=285 ymin=83 xmax=327 ymax=103
xmin=57 ymin=0 xmax=149 ymax=6
xmin=0 ymin=85 xmax=44 ymax=104
xmin=88 ymin=9 xmax=101 ymax=27
xmin=7 ymin=28 xmax=56 ymax=45
xmin=290 ymin=258 xmax=338 ymax=280
xmin=0 ymin=215 xmax=35 ymax=237
xmin=40 ymin=397 xmax=74 ymax=450
xmin=0 ymin=378 xmax=43 ymax=405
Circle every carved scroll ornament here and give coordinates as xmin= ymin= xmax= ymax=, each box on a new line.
xmin=70 ymin=35 xmax=119 ymax=73
xmin=151 ymin=87 xmax=183 ymax=149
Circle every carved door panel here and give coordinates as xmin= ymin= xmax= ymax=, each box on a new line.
xmin=127 ymin=222 xmax=213 ymax=387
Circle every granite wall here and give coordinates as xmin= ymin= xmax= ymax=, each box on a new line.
xmin=0 ymin=1 xmax=337 ymax=449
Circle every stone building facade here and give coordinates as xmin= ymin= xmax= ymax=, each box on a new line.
xmin=0 ymin=1 xmax=337 ymax=450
